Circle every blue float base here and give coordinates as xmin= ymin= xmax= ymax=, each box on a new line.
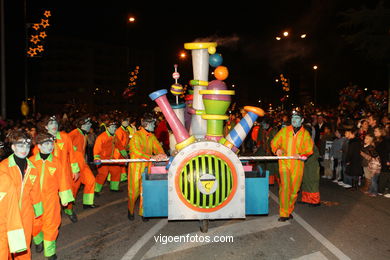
xmin=142 ymin=166 xmax=269 ymax=218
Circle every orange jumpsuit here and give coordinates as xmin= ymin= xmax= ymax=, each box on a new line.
xmin=128 ymin=127 xmax=165 ymax=216
xmin=94 ymin=130 xmax=127 ymax=192
xmin=271 ymin=125 xmax=314 ymax=218
xmin=0 ymin=173 xmax=27 ymax=259
xmin=30 ymin=153 xmax=74 ymax=258
xmin=67 ymin=128 xmax=96 ymax=208
xmin=115 ymin=126 xmax=130 ymax=182
xmin=0 ymin=154 xmax=43 ymax=260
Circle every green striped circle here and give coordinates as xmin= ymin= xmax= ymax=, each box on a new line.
xmin=179 ymin=154 xmax=233 ymax=209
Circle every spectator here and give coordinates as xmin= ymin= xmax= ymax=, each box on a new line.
xmin=330 ymin=129 xmax=347 ymax=182
xmin=374 ymin=126 xmax=390 ymax=197
xmin=360 ymin=133 xmax=379 ymax=195
xmin=319 ymin=125 xmax=334 ymax=179
xmin=344 ymin=127 xmax=363 ymax=190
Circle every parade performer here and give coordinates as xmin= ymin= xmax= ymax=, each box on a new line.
xmin=301 ymin=127 xmax=321 ymax=206
xmin=115 ymin=117 xmax=131 ymax=182
xmin=0 ymin=173 xmax=27 ymax=259
xmin=0 ymin=130 xmax=43 ymax=260
xmin=67 ymin=116 xmax=98 ymax=216
xmin=127 ymin=113 xmax=167 ymax=221
xmin=94 ymin=120 xmax=127 ymax=193
xmin=271 ymin=110 xmax=314 ymax=221
xmin=31 ymin=132 xmax=74 ymax=260
xmin=37 ymin=116 xmax=80 ymax=223
xmin=126 ymin=117 xmax=138 ymax=139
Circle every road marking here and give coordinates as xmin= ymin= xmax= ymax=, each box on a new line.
xmin=141 ymin=215 xmax=290 ymax=259
xmin=62 ymin=197 xmax=127 ymax=226
xmin=121 ymin=219 xmax=168 ymax=260
xmin=269 ymin=191 xmax=351 ymax=260
xmin=291 ymin=251 xmax=328 ymax=260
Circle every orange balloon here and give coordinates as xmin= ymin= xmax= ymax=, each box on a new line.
xmin=214 ymin=66 xmax=229 ymax=80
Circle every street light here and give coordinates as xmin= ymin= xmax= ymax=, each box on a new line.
xmin=313 ymin=65 xmax=318 ymax=104
xmin=283 ymin=31 xmax=289 ymax=37
xmin=300 ymin=34 xmax=307 ymax=38
xmin=128 ymin=16 xmax=135 ymax=23
xmin=179 ymin=51 xmax=186 ymax=59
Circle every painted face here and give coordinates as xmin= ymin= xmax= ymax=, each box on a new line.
xmin=38 ymin=141 xmax=54 ymax=154
xmin=122 ymin=120 xmax=129 ymax=128
xmin=107 ymin=125 xmax=117 ymax=135
xmin=12 ymin=139 xmax=31 ymax=159
xmin=291 ymin=115 xmax=303 ymax=128
xmin=144 ymin=121 xmax=155 ymax=132
xmin=81 ymin=122 xmax=92 ymax=132
xmin=46 ymin=120 xmax=58 ymax=136
xmin=261 ymin=121 xmax=270 ymax=130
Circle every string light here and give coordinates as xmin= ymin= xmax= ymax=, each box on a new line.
xmin=26 ymin=10 xmax=51 ymax=57
xmin=123 ymin=66 xmax=141 ymax=99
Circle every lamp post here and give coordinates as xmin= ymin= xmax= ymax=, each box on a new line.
xmin=127 ymin=15 xmax=136 ymax=67
xmin=0 ymin=0 xmax=6 ymax=117
xmin=313 ymin=65 xmax=318 ymax=105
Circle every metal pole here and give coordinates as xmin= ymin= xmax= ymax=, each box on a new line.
xmin=0 ymin=0 xmax=6 ymax=118
xmin=99 ymin=155 xmax=305 ymax=164
xmin=388 ymin=64 xmax=390 ymax=115
xmin=314 ymin=70 xmax=317 ymax=105
xmin=24 ymin=2 xmax=28 ymax=101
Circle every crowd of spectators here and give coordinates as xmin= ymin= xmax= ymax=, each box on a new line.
xmin=0 ymin=104 xmax=389 ymax=198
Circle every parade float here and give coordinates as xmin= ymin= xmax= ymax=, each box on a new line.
xmin=101 ymin=41 xmax=299 ymax=232
xmin=143 ymin=42 xmax=268 ymax=232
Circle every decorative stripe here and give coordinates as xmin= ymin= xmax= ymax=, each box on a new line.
xmin=8 ymin=228 xmax=27 ymax=253
xmin=33 ymin=201 xmax=44 ymax=217
xmin=44 ymin=240 xmax=56 ymax=257
xmin=33 ymin=231 xmax=44 ymax=245
xmin=59 ymin=189 xmax=74 ymax=205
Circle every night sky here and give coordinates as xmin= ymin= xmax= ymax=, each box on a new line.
xmin=3 ymin=0 xmax=388 ymax=117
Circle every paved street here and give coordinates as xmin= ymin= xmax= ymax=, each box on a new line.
xmin=31 ymin=178 xmax=390 ymax=260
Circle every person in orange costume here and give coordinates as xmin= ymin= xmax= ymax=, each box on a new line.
xmin=67 ymin=116 xmax=98 ymax=212
xmin=0 ymin=130 xmax=43 ymax=260
xmin=127 ymin=113 xmax=167 ymax=221
xmin=31 ymin=133 xmax=74 ymax=260
xmin=36 ymin=116 xmax=80 ymax=223
xmin=94 ymin=120 xmax=128 ymax=193
xmin=115 ymin=117 xmax=131 ymax=182
xmin=0 ymin=173 xmax=27 ymax=259
xmin=271 ymin=110 xmax=314 ymax=222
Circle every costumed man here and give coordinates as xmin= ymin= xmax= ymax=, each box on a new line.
xmin=31 ymin=133 xmax=74 ymax=260
xmin=127 ymin=116 xmax=138 ymax=140
xmin=67 ymin=116 xmax=99 ymax=215
xmin=93 ymin=119 xmax=128 ymax=193
xmin=300 ymin=126 xmax=321 ymax=206
xmin=0 ymin=130 xmax=43 ymax=260
xmin=36 ymin=116 xmax=80 ymax=223
xmin=127 ymin=113 xmax=167 ymax=221
xmin=115 ymin=117 xmax=131 ymax=182
xmin=0 ymin=173 xmax=27 ymax=259
xmin=271 ymin=110 xmax=314 ymax=221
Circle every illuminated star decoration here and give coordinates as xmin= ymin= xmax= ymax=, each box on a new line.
xmin=30 ymin=35 xmax=40 ymax=44
xmin=40 ymin=19 xmax=50 ymax=28
xmin=39 ymin=31 xmax=47 ymax=39
xmin=43 ymin=10 xmax=51 ymax=18
xmin=32 ymin=23 xmax=40 ymax=30
xmin=36 ymin=45 xmax=44 ymax=52
xmin=26 ymin=10 xmax=51 ymax=57
xmin=27 ymin=47 xmax=37 ymax=56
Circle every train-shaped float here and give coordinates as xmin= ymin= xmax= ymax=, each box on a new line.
xmin=142 ymin=42 xmax=269 ymax=232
